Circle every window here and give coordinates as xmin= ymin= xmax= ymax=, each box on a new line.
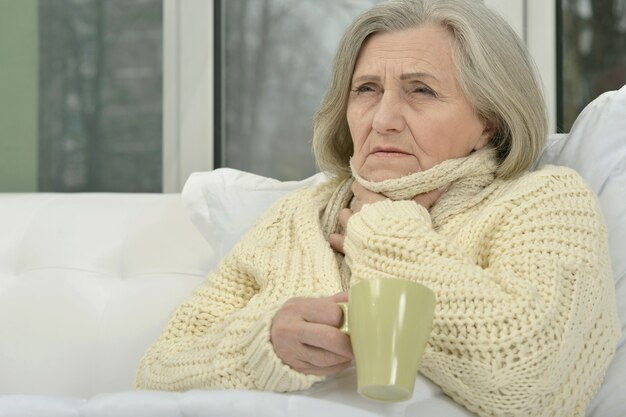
xmin=4 ymin=1 xmax=622 ymax=191
xmin=0 ymin=0 xmax=163 ymax=192
xmin=216 ymin=0 xmax=380 ymax=181
xmin=558 ymin=0 xmax=626 ymax=131
xmin=216 ymin=0 xmax=626 ymax=179
xmin=39 ymin=0 xmax=163 ymax=192
xmin=215 ymin=0 xmax=558 ymax=180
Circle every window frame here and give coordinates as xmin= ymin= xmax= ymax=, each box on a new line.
xmin=162 ymin=0 xmax=215 ymax=193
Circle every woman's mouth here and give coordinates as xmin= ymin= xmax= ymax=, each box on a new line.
xmin=371 ymin=148 xmax=411 ymax=158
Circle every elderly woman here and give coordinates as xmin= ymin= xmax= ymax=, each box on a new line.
xmin=136 ymin=0 xmax=620 ymax=415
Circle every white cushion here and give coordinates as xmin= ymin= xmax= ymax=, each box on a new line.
xmin=182 ymin=168 xmax=329 ymax=267
xmin=182 ymin=85 xmax=626 ymax=417
xmin=0 ymin=194 xmax=213 ymax=396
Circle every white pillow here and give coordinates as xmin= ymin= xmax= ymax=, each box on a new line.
xmin=181 ymin=85 xmax=626 ymax=417
xmin=182 ymin=168 xmax=329 ymax=269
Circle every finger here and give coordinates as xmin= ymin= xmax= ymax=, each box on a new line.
xmin=286 ymin=338 xmax=350 ymax=371
xmin=351 ymin=181 xmax=386 ymax=204
xmin=297 ymin=343 xmax=352 ymax=371
xmin=413 ymin=193 xmax=429 ymax=209
xmin=329 ymin=292 xmax=348 ymax=330
xmin=294 ymin=339 xmax=352 ymax=368
xmin=338 ymin=208 xmax=352 ymax=230
xmin=328 ymin=233 xmax=345 ymax=254
xmin=330 ymin=291 xmax=348 ymax=303
xmin=300 ymin=297 xmax=345 ymax=327
xmin=350 ymin=181 xmax=367 ymax=197
xmin=292 ymin=357 xmax=353 ymax=377
xmin=414 ymin=186 xmax=447 ymax=209
xmin=297 ymin=322 xmax=353 ymax=359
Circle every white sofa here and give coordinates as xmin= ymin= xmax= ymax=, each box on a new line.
xmin=0 ymin=86 xmax=624 ymax=416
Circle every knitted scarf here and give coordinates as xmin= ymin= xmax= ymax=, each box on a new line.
xmin=320 ymin=147 xmax=499 ymax=290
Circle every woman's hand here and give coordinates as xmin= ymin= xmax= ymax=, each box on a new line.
xmin=270 ymin=292 xmax=353 ymax=376
xmin=328 ymin=182 xmax=447 ymax=254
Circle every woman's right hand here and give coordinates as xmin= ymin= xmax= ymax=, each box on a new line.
xmin=270 ymin=292 xmax=353 ymax=376
xmin=328 ymin=182 xmax=447 ymax=255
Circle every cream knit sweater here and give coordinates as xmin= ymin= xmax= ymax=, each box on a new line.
xmin=136 ymin=150 xmax=620 ymax=417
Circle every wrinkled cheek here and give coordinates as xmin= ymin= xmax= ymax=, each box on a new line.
xmin=349 ymin=130 xmax=368 ymax=162
xmin=346 ymin=106 xmax=372 ymax=162
xmin=348 ymin=146 xmax=366 ymax=178
xmin=346 ymin=121 xmax=362 ymax=152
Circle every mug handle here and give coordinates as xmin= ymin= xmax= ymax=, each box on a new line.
xmin=337 ymin=302 xmax=350 ymax=335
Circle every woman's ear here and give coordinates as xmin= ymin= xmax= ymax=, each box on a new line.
xmin=475 ymin=119 xmax=497 ymax=151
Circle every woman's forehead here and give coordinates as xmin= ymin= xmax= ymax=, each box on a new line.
xmin=351 ymin=25 xmax=456 ymax=82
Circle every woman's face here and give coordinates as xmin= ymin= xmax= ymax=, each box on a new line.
xmin=347 ymin=24 xmax=494 ymax=182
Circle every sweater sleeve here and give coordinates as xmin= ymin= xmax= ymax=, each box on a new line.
xmin=343 ymin=171 xmax=620 ymax=417
xmin=135 ymin=195 xmax=324 ymax=392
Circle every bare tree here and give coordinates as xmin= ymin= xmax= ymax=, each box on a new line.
xmin=39 ymin=0 xmax=162 ymax=192
xmin=562 ymin=0 xmax=626 ymax=130
xmin=222 ymin=0 xmax=380 ymax=179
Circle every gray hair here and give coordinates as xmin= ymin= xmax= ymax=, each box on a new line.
xmin=312 ymin=0 xmax=548 ymax=179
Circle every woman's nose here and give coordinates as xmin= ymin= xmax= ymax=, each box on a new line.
xmin=372 ymin=92 xmax=405 ymax=134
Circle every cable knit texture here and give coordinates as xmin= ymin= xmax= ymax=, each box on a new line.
xmin=136 ymin=150 xmax=620 ymax=417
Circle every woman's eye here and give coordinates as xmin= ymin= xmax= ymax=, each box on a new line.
xmin=412 ymin=85 xmax=435 ymax=96
xmin=351 ymin=84 xmax=376 ymax=94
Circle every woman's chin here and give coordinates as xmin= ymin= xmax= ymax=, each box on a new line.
xmin=358 ymin=157 xmax=422 ymax=182
xmin=360 ymin=168 xmax=419 ymax=182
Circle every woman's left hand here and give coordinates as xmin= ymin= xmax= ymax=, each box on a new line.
xmin=328 ymin=181 xmax=446 ymax=254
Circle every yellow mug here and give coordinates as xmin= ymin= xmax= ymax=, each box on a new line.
xmin=339 ymin=278 xmax=436 ymax=402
